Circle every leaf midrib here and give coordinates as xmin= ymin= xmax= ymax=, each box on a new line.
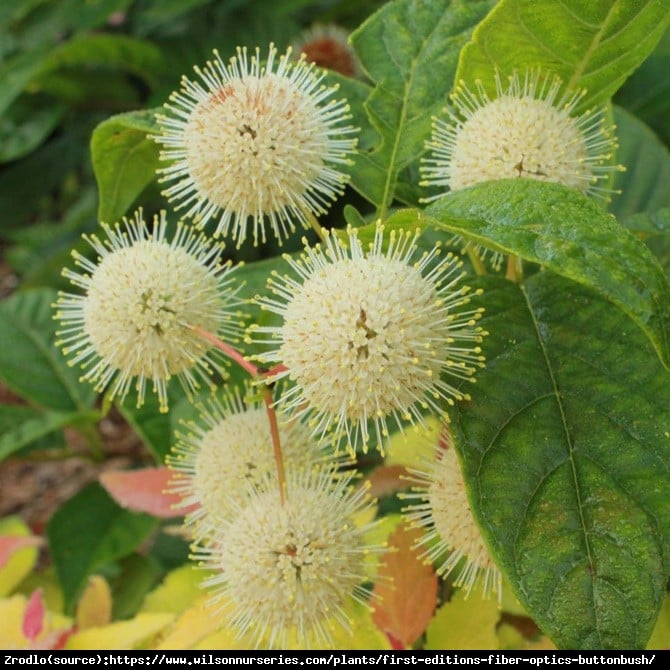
xmin=519 ymin=283 xmax=601 ymax=642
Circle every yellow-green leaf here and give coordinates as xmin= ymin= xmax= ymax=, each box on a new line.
xmin=76 ymin=576 xmax=112 ymax=630
xmin=0 ymin=517 xmax=40 ymax=597
xmin=65 ymin=613 xmax=174 ymax=650
xmin=425 ymin=590 xmax=500 ymax=650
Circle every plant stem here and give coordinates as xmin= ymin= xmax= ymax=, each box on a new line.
xmin=189 ymin=324 xmax=288 ymax=505
xmin=505 ymin=254 xmax=524 ymax=283
xmin=187 ymin=324 xmax=259 ymax=377
xmin=465 ymin=244 xmax=487 ymax=276
xmin=262 ymin=385 xmax=287 ymax=505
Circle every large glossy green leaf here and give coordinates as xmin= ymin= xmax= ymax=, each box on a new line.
xmin=91 ymin=109 xmax=161 ymax=223
xmin=47 ymin=483 xmax=158 ymax=613
xmin=425 ymin=179 xmax=670 ymax=370
xmin=456 ymin=0 xmax=670 ymax=111
xmin=455 ymin=273 xmax=670 ymax=649
xmin=348 ymin=0 xmax=494 ymax=214
xmin=0 ymin=289 xmax=96 ymax=412
xmin=609 ymin=106 xmax=670 ymax=220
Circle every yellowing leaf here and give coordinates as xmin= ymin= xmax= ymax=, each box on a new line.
xmin=318 ymin=600 xmax=391 ymax=651
xmin=76 ymin=575 xmax=112 ymax=630
xmin=385 ymin=419 xmax=441 ymax=470
xmin=647 ymin=594 xmax=670 ymax=649
xmin=371 ymin=523 xmax=438 ymax=649
xmin=500 ymin=581 xmax=527 ymax=617
xmin=497 ymin=623 xmax=530 ymax=650
xmin=0 ymin=517 xmax=40 ymax=597
xmin=425 ymin=590 xmax=500 ymax=650
xmin=155 ymin=595 xmax=226 ymax=650
xmin=0 ymin=595 xmax=32 ymax=648
xmin=65 ymin=613 xmax=174 ymax=650
xmin=142 ymin=564 xmax=212 ymax=614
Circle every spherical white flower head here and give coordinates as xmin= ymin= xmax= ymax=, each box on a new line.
xmin=198 ymin=465 xmax=379 ymax=649
xmin=54 ymin=210 xmax=245 ymax=412
xmin=421 ymin=70 xmax=619 ymax=197
xmin=252 ymin=226 xmax=486 ymax=453
xmin=401 ymin=428 xmax=501 ymax=601
xmin=153 ymin=44 xmax=357 ymax=247
xmin=168 ymin=385 xmax=327 ymax=534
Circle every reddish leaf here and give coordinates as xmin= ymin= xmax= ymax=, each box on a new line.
xmin=23 ymin=589 xmax=45 ymax=640
xmin=99 ymin=467 xmax=197 ymax=518
xmin=0 ymin=535 xmax=42 ymax=569
xmin=366 ymin=465 xmax=410 ymax=498
xmin=372 ymin=522 xmax=438 ymax=648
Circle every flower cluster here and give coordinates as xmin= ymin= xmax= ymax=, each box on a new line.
xmin=52 ymin=37 xmax=624 ymax=648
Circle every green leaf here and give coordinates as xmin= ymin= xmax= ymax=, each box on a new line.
xmin=348 ymin=0 xmax=494 ymax=213
xmin=456 ymin=0 xmax=670 ymax=111
xmin=609 ymin=106 xmax=670 ymax=220
xmin=91 ymin=109 xmax=161 ymax=223
xmin=0 ymin=289 xmax=96 ymax=411
xmin=110 ymin=553 xmax=162 ymax=620
xmin=622 ymin=208 xmax=670 ymax=277
xmin=47 ymin=483 xmax=158 ymax=613
xmin=456 ymin=273 xmax=670 ymax=649
xmin=0 ymin=95 xmax=64 ymax=163
xmin=0 ymin=405 xmax=96 ymax=461
xmin=35 ymin=34 xmax=166 ymax=91
xmin=425 ymin=179 xmax=670 ymax=371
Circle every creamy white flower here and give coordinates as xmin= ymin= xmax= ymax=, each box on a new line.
xmin=197 ymin=464 xmax=379 ymax=649
xmin=422 ymin=70 xmax=620 ymax=197
xmin=54 ymin=210 xmax=244 ymax=412
xmin=153 ymin=44 xmax=357 ymax=247
xmin=251 ymin=226 xmax=486 ymax=453
xmin=401 ymin=426 xmax=501 ymax=601
xmin=167 ymin=384 xmax=327 ymax=535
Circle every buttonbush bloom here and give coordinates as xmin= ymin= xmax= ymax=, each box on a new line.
xmin=198 ymin=465 xmax=379 ymax=649
xmin=422 ymin=70 xmax=619 ymax=198
xmin=402 ymin=427 xmax=502 ymax=601
xmin=54 ymin=210 xmax=244 ymax=412
xmin=153 ymin=44 xmax=357 ymax=247
xmin=167 ymin=384 xmax=326 ymax=534
xmin=252 ymin=226 xmax=486 ymax=453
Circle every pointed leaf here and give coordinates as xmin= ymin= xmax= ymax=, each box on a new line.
xmin=0 ymin=289 xmax=96 ymax=411
xmin=454 ymin=273 xmax=670 ymax=649
xmin=91 ymin=109 xmax=161 ymax=223
xmin=47 ymin=483 xmax=158 ymax=612
xmin=0 ymin=517 xmax=40 ymax=597
xmin=99 ymin=467 xmax=195 ymax=519
xmin=457 ymin=0 xmax=670 ymax=111
xmin=426 ymin=179 xmax=670 ymax=370
xmin=425 ymin=591 xmax=500 ymax=650
xmin=76 ymin=576 xmax=112 ymax=630
xmin=348 ymin=0 xmax=494 ymax=211
xmin=371 ymin=522 xmax=438 ymax=648
xmin=0 ymin=536 xmax=42 ymax=569
xmin=23 ymin=589 xmax=45 ymax=640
